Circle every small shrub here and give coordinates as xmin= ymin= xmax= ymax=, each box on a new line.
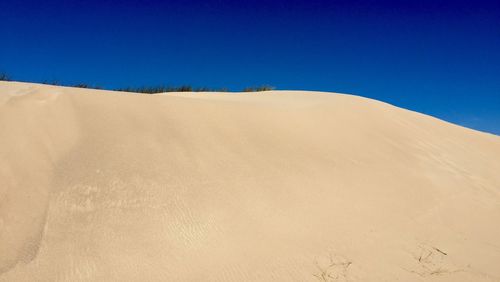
xmin=41 ymin=80 xmax=61 ymax=86
xmin=0 ymin=73 xmax=11 ymax=81
xmin=176 ymin=85 xmax=193 ymax=92
xmin=73 ymin=83 xmax=89 ymax=88
xmin=73 ymin=83 xmax=103 ymax=89
xmin=255 ymin=85 xmax=275 ymax=91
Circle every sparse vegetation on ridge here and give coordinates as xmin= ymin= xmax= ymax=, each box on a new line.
xmin=243 ymin=85 xmax=275 ymax=92
xmin=0 ymin=73 xmax=274 ymax=93
xmin=40 ymin=80 xmax=103 ymax=89
xmin=72 ymin=83 xmax=102 ymax=89
xmin=115 ymin=85 xmax=231 ymax=94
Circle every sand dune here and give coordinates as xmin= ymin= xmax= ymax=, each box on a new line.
xmin=1 ymin=81 xmax=499 ymax=281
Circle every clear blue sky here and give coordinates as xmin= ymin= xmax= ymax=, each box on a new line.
xmin=1 ymin=0 xmax=499 ymax=134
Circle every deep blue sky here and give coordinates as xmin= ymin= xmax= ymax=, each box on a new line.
xmin=1 ymin=0 xmax=499 ymax=134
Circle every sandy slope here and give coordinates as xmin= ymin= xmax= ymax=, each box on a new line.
xmin=0 ymin=81 xmax=499 ymax=282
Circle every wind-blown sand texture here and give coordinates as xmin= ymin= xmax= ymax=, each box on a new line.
xmin=1 ymin=81 xmax=499 ymax=281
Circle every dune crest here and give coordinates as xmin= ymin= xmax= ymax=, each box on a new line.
xmin=1 ymin=81 xmax=499 ymax=281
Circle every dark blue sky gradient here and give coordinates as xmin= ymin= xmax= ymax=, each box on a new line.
xmin=1 ymin=0 xmax=499 ymax=134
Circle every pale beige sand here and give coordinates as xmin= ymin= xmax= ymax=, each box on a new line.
xmin=1 ymin=81 xmax=499 ymax=281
